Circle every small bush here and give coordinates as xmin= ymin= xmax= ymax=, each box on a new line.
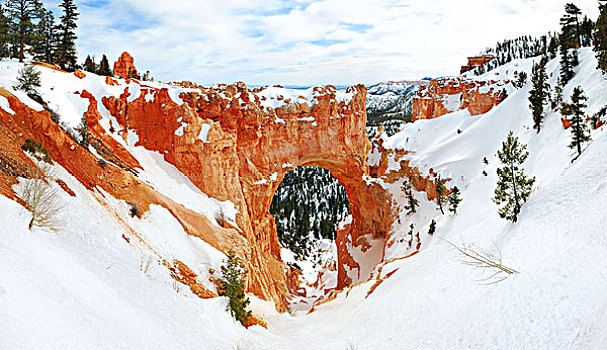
xmin=16 ymin=65 xmax=41 ymax=95
xmin=218 ymin=250 xmax=252 ymax=326
xmin=129 ymin=202 xmax=141 ymax=218
xmin=97 ymin=158 xmax=107 ymax=169
xmin=21 ymin=139 xmax=51 ymax=163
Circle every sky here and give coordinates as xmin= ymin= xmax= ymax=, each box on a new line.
xmin=45 ymin=0 xmax=601 ymax=86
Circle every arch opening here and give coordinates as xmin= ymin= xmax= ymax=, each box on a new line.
xmin=270 ymin=166 xmax=350 ymax=262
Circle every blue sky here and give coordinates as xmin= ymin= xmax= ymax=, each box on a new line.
xmin=46 ymin=0 xmax=601 ymax=86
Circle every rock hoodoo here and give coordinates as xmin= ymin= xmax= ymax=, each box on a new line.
xmin=113 ymin=52 xmax=138 ymax=79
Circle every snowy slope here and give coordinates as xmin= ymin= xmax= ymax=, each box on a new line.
xmin=1 ymin=47 xmax=607 ymax=350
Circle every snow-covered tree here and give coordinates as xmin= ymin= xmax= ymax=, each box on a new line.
xmin=561 ymin=86 xmax=591 ymax=160
xmin=493 ymin=132 xmax=535 ymax=222
xmin=528 ymin=60 xmax=549 ymax=133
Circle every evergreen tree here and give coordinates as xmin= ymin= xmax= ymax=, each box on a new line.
xmin=16 ymin=64 xmax=40 ymax=94
xmin=402 ymin=178 xmax=419 ymax=215
xmin=559 ymin=41 xmax=575 ymax=86
xmin=142 ymin=70 xmax=153 ymax=81
xmin=83 ymin=55 xmax=96 ymax=73
xmin=5 ymin=0 xmax=43 ymax=62
xmin=435 ymin=178 xmax=447 ymax=215
xmin=561 ymin=3 xmax=582 ymax=48
xmin=0 ymin=3 xmax=11 ymax=59
xmin=580 ymin=16 xmax=595 ymax=47
xmin=528 ymin=61 xmax=549 ymax=133
xmin=76 ymin=114 xmax=89 ymax=148
xmin=559 ymin=3 xmax=583 ymax=86
xmin=428 ymin=219 xmax=436 ymax=236
xmin=448 ymin=186 xmax=462 ymax=215
xmin=55 ymin=0 xmax=79 ymax=71
xmin=217 ymin=250 xmax=252 ymax=327
xmin=98 ymin=54 xmax=113 ymax=76
xmin=561 ymin=86 xmax=591 ymax=160
xmin=32 ymin=8 xmax=56 ymax=63
xmin=595 ymin=1 xmax=607 ymax=74
xmin=493 ymin=132 xmax=536 ymax=222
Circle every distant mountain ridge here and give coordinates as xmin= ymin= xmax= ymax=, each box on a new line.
xmin=366 ymin=79 xmax=431 ymax=127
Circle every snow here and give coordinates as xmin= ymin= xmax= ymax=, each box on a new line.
xmin=197 ymin=123 xmax=212 ymax=143
xmin=2 ymin=48 xmax=607 ymax=349
xmin=0 ymin=95 xmax=14 ymax=114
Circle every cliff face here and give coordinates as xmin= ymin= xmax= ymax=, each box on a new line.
xmin=411 ymin=78 xmax=508 ymax=121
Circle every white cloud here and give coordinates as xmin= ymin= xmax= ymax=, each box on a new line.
xmin=59 ymin=0 xmax=601 ymax=85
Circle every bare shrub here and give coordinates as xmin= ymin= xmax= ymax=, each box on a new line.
xmin=20 ymin=162 xmax=62 ymax=231
xmin=139 ymin=255 xmax=154 ymax=275
xmin=172 ymin=280 xmax=182 ymax=294
xmin=440 ymin=238 xmax=519 ymax=284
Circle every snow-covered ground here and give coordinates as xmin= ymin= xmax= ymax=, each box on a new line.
xmin=2 ymin=48 xmax=607 ymax=349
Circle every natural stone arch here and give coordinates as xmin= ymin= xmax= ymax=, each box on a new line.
xmin=103 ymin=83 xmax=394 ymax=311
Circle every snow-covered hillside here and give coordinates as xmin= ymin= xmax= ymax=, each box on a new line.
xmin=2 ymin=47 xmax=607 ymax=350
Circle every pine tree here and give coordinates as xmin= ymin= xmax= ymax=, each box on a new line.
xmin=142 ymin=70 xmax=153 ymax=81
xmin=428 ymin=219 xmax=436 ymax=236
xmin=448 ymin=186 xmax=462 ymax=215
xmin=76 ymin=114 xmax=89 ymax=148
xmin=435 ymin=178 xmax=447 ymax=215
xmin=528 ymin=61 xmax=549 ymax=133
xmin=559 ymin=3 xmax=583 ymax=86
xmin=16 ymin=64 xmax=40 ymax=94
xmin=217 ymin=250 xmax=252 ymax=327
xmin=0 ymin=3 xmax=11 ymax=59
xmin=32 ymin=8 xmax=56 ymax=63
xmin=83 ymin=55 xmax=96 ymax=73
xmin=98 ymin=54 xmax=113 ymax=76
xmin=561 ymin=3 xmax=582 ymax=48
xmin=402 ymin=178 xmax=419 ymax=215
xmin=561 ymin=86 xmax=591 ymax=160
xmin=4 ymin=0 xmax=43 ymax=62
xmin=493 ymin=132 xmax=536 ymax=222
xmin=595 ymin=1 xmax=607 ymax=74
xmin=55 ymin=0 xmax=79 ymax=71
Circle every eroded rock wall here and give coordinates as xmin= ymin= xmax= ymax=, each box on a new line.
xmin=411 ymin=78 xmax=508 ymax=121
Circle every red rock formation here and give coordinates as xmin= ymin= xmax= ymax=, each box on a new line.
xmin=100 ymin=83 xmax=394 ymax=308
xmin=412 ymin=78 xmax=507 ymax=121
xmin=113 ymin=52 xmax=138 ymax=79
xmin=73 ymin=70 xmax=86 ymax=79
xmin=460 ymin=55 xmax=495 ymax=74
